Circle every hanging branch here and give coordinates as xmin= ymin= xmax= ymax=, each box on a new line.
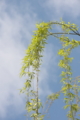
xmin=36 ymin=71 xmax=39 ymax=118
xmin=20 ymin=20 xmax=80 ymax=120
xmin=49 ymin=21 xmax=80 ymax=36
xmin=48 ymin=32 xmax=78 ymax=35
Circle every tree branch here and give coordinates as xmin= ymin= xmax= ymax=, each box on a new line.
xmin=49 ymin=22 xmax=80 ymax=36
xmin=48 ymin=32 xmax=78 ymax=35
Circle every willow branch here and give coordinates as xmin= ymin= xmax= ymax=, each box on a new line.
xmin=48 ymin=32 xmax=78 ymax=35
xmin=43 ymin=90 xmax=61 ymax=115
xmin=49 ymin=22 xmax=80 ymax=36
xmin=36 ymin=71 xmax=38 ymax=115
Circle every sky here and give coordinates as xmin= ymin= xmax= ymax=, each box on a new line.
xmin=0 ymin=0 xmax=80 ymax=120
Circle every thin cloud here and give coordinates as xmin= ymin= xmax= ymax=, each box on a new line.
xmin=39 ymin=43 xmax=59 ymax=96
xmin=0 ymin=0 xmax=59 ymax=119
xmin=41 ymin=0 xmax=80 ymax=19
xmin=0 ymin=1 xmax=37 ymax=118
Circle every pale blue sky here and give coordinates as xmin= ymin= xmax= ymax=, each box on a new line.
xmin=0 ymin=0 xmax=80 ymax=120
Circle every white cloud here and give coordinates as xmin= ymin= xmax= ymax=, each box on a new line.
xmin=42 ymin=0 xmax=80 ymax=19
xmin=0 ymin=1 xmax=38 ymax=118
xmin=0 ymin=1 xmax=59 ymax=119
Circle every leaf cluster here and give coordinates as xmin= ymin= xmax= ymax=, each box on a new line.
xmin=20 ymin=20 xmax=80 ymax=120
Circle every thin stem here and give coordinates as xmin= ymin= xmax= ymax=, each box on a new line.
xmin=49 ymin=22 xmax=80 ymax=36
xmin=36 ymin=71 xmax=39 ymax=115
xmin=43 ymin=90 xmax=61 ymax=115
xmin=48 ymin=32 xmax=78 ymax=35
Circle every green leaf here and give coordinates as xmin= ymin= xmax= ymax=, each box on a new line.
xmin=64 ymin=105 xmax=70 ymax=109
xmin=24 ymin=80 xmax=31 ymax=88
xmin=64 ymin=98 xmax=69 ymax=104
xmin=71 ymin=104 xmax=79 ymax=112
xmin=30 ymin=113 xmax=37 ymax=117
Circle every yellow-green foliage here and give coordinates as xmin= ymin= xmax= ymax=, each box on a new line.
xmin=20 ymin=22 xmax=52 ymax=76
xmin=20 ymin=20 xmax=80 ymax=120
xmin=20 ymin=22 xmax=52 ymax=120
